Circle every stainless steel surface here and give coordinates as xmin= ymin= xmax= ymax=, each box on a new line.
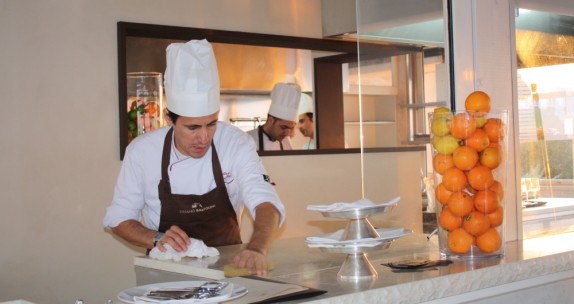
xmin=135 ymin=233 xmax=574 ymax=303
xmin=320 ymin=203 xmax=396 ymax=219
xmin=337 ymin=253 xmax=378 ymax=281
xmin=341 ymin=218 xmax=379 ymax=240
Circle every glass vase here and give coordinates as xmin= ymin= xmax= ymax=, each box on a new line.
xmin=430 ymin=109 xmax=508 ymax=258
xmin=127 ymin=72 xmax=164 ymax=143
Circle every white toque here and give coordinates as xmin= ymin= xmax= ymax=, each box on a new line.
xmin=164 ymin=39 xmax=220 ymax=117
xmin=268 ymin=83 xmax=301 ymax=121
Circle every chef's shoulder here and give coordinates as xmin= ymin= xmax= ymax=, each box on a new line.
xmin=123 ymin=126 xmax=170 ymax=162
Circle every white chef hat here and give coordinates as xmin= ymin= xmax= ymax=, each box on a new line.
xmin=298 ymin=93 xmax=314 ymax=115
xmin=164 ymin=39 xmax=220 ymax=117
xmin=268 ymin=83 xmax=301 ymax=122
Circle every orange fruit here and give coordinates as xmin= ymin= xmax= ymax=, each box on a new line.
xmin=487 ymin=206 xmax=504 ymax=227
xmin=433 ymin=154 xmax=455 ymax=174
xmin=448 ymin=228 xmax=474 ymax=254
xmin=480 ymin=146 xmax=501 ymax=169
xmin=488 ymin=141 xmax=501 ymax=149
xmin=463 ymin=211 xmax=491 ymax=236
xmin=489 ymin=180 xmax=505 ymax=201
xmin=439 ymin=207 xmax=462 ymax=231
xmin=474 ymin=190 xmax=499 ymax=213
xmin=483 ymin=118 xmax=505 ymax=142
xmin=146 ymin=102 xmax=158 ymax=116
xmin=465 ymin=91 xmax=491 ymax=114
xmin=436 ymin=183 xmax=453 ymax=205
xmin=453 ymin=146 xmax=479 ymax=171
xmin=448 ymin=191 xmax=474 ymax=217
xmin=476 ymin=228 xmax=501 ymax=253
xmin=451 ymin=113 xmax=477 ymax=140
xmin=442 ymin=167 xmax=468 ymax=192
xmin=467 ymin=165 xmax=494 ymax=190
xmin=464 ymin=129 xmax=490 ymax=152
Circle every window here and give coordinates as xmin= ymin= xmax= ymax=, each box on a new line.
xmin=516 ymin=9 xmax=574 ymax=238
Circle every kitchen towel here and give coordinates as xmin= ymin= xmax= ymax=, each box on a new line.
xmin=149 ymin=238 xmax=219 ymax=262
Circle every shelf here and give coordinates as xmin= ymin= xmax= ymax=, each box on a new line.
xmin=344 ymin=121 xmax=395 ymax=125
xmin=401 ymin=101 xmax=448 ymax=109
xmin=344 ymin=84 xmax=398 ymax=96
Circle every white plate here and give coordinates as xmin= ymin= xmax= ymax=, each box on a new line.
xmin=305 ymin=228 xmax=412 ymax=245
xmin=117 ymin=281 xmax=247 ymax=304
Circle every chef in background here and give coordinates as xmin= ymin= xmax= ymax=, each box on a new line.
xmin=246 ymin=83 xmax=301 ymax=151
xmin=103 ymin=39 xmax=284 ymax=275
xmin=297 ymin=93 xmax=316 ymax=150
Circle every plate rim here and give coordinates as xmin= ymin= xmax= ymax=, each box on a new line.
xmin=117 ymin=280 xmax=247 ymax=304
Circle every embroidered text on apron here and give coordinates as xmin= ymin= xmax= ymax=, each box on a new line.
xmin=157 ymin=128 xmax=242 ymax=247
xmin=257 ymin=125 xmax=283 ymax=151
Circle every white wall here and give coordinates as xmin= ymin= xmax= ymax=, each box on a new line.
xmin=0 ymin=0 xmax=426 ymax=303
xmin=0 ymin=0 xmax=324 ymax=303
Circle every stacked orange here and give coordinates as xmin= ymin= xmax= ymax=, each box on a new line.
xmin=431 ymin=91 xmax=505 ymax=255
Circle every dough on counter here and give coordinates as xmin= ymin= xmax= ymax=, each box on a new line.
xmin=224 ymin=262 xmax=274 ymax=277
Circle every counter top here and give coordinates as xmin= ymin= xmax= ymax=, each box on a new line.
xmin=133 ymin=232 xmax=574 ymax=303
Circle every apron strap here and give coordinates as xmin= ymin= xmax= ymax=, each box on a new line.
xmin=257 ymin=125 xmax=284 ymax=151
xmin=257 ymin=126 xmax=265 ymax=151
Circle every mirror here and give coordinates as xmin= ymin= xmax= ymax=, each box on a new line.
xmin=117 ymin=21 xmax=438 ymax=159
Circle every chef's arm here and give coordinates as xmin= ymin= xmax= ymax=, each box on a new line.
xmin=246 ymin=202 xmax=280 ymax=254
xmin=232 ymin=202 xmax=280 ymax=275
xmin=111 ymin=220 xmax=190 ymax=251
xmin=111 ymin=220 xmax=157 ymax=249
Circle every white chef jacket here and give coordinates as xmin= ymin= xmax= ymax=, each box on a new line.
xmin=103 ymin=123 xmax=285 ymax=231
xmin=302 ymin=138 xmax=316 ymax=150
xmin=246 ymin=127 xmax=293 ymax=151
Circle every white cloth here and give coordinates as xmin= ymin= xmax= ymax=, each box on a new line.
xmin=246 ymin=128 xmax=293 ymax=151
xmin=149 ymin=238 xmax=219 ymax=262
xmin=307 ymin=197 xmax=400 ymax=212
xmin=103 ymin=123 xmax=285 ymax=231
xmin=268 ymin=83 xmax=301 ymax=121
xmin=306 ymin=228 xmax=408 ymax=244
xmin=164 ymin=39 xmax=220 ymax=117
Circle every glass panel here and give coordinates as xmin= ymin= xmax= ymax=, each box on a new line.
xmin=516 ymin=9 xmax=574 ymax=239
xmin=354 ymin=0 xmax=447 ymax=233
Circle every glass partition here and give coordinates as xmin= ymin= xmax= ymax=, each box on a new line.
xmin=515 ymin=9 xmax=574 ymax=239
xmin=351 ymin=0 xmax=448 ymax=231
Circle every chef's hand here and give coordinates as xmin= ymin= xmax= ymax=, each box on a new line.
xmin=232 ymin=248 xmax=268 ymax=276
xmin=156 ymin=225 xmax=191 ymax=252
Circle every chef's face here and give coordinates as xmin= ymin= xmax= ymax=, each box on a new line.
xmin=268 ymin=116 xmax=296 ymax=142
xmin=298 ymin=113 xmax=314 ymax=138
xmin=168 ymin=111 xmax=219 ymax=158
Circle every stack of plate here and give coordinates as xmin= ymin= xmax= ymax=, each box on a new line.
xmin=305 ymin=228 xmax=412 ymax=250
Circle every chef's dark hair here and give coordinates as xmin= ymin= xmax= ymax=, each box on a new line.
xmin=167 ymin=110 xmax=179 ymax=124
xmin=303 ymin=112 xmax=313 ymax=122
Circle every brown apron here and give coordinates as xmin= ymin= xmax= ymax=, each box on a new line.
xmin=257 ymin=125 xmax=283 ymax=151
xmin=157 ymin=128 xmax=242 ymax=247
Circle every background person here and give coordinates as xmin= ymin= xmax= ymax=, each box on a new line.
xmin=247 ymin=83 xmax=301 ymax=151
xmin=297 ymin=93 xmax=316 ymax=149
xmin=103 ymin=39 xmax=284 ymax=275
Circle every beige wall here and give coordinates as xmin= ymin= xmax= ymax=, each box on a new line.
xmin=0 ymin=0 xmax=424 ymax=303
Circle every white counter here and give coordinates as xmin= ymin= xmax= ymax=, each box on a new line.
xmin=133 ymin=233 xmax=574 ymax=303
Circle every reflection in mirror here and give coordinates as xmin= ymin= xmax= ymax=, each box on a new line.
xmin=125 ymin=36 xmax=337 ymax=152
xmin=118 ymin=22 xmax=429 ymax=158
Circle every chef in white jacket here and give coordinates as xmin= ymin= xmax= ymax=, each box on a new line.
xmin=297 ymin=93 xmax=316 ymax=150
xmin=246 ymin=83 xmax=301 ymax=151
xmin=103 ymin=39 xmax=284 ymax=275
